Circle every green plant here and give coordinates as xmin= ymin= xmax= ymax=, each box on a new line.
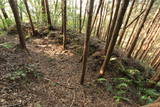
xmin=0 ymin=42 xmax=13 ymax=49
xmin=114 ymin=96 xmax=130 ymax=103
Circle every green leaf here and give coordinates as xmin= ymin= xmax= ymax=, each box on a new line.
xmin=97 ymin=78 xmax=106 ymax=81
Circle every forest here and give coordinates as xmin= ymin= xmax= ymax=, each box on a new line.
xmin=0 ymin=0 xmax=160 ymax=106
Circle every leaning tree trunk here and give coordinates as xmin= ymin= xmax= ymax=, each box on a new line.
xmin=24 ymin=0 xmax=37 ymax=36
xmin=117 ymin=0 xmax=135 ymax=46
xmin=8 ymin=0 xmax=26 ymax=49
xmin=1 ymin=8 xmax=8 ymax=19
xmin=134 ymin=8 xmax=160 ymax=58
xmin=151 ymin=50 xmax=160 ymax=66
xmin=81 ymin=1 xmax=88 ymax=30
xmin=45 ymin=0 xmax=53 ymax=30
xmin=127 ymin=0 xmax=155 ymax=58
xmin=99 ymin=0 xmax=130 ymax=76
xmin=104 ymin=0 xmax=121 ymax=55
xmin=125 ymin=0 xmax=147 ymax=50
xmin=0 ymin=14 xmax=7 ymax=30
xmin=90 ymin=0 xmax=103 ymax=32
xmin=96 ymin=0 xmax=104 ymax=39
xmin=103 ymin=0 xmax=115 ymax=40
xmin=80 ymin=0 xmax=95 ymax=85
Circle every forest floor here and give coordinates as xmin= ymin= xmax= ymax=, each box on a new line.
xmin=0 ymin=26 xmax=147 ymax=107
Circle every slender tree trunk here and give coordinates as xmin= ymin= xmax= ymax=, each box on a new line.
xmin=45 ymin=0 xmax=53 ymax=30
xmin=1 ymin=8 xmax=8 ymax=19
xmin=139 ymin=25 xmax=160 ymax=61
xmin=0 ymin=14 xmax=7 ymax=30
xmin=41 ymin=0 xmax=46 ymax=14
xmin=96 ymin=0 xmax=104 ymax=39
xmin=54 ymin=0 xmax=59 ymax=25
xmin=151 ymin=50 xmax=160 ymax=66
xmin=80 ymin=0 xmax=95 ymax=85
xmin=79 ymin=0 xmax=82 ymax=33
xmin=81 ymin=1 xmax=88 ymax=30
xmin=134 ymin=8 xmax=160 ymax=58
xmin=104 ymin=0 xmax=121 ymax=55
xmin=91 ymin=0 xmax=103 ymax=32
xmin=24 ymin=0 xmax=37 ymax=36
xmin=103 ymin=0 xmax=115 ymax=40
xmin=117 ymin=0 xmax=135 ymax=46
xmin=127 ymin=0 xmax=155 ymax=58
xmin=62 ymin=0 xmax=67 ymax=49
xmin=99 ymin=0 xmax=130 ymax=76
xmin=125 ymin=0 xmax=147 ymax=50
xmin=8 ymin=0 xmax=26 ymax=49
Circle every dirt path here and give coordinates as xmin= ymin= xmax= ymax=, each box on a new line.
xmin=0 ymin=32 xmax=138 ymax=107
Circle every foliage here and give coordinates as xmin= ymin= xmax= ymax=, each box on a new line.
xmin=0 ymin=42 xmax=13 ymax=49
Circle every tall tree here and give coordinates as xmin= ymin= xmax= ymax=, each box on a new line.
xmin=79 ymin=0 xmax=82 ymax=33
xmin=127 ymin=0 xmax=155 ymax=58
xmin=62 ymin=0 xmax=67 ymax=49
xmin=103 ymin=0 xmax=115 ymax=40
xmin=99 ymin=0 xmax=130 ymax=76
xmin=8 ymin=0 xmax=26 ymax=49
xmin=134 ymin=8 xmax=160 ymax=58
xmin=45 ymin=0 xmax=53 ymax=30
xmin=104 ymin=0 xmax=121 ymax=54
xmin=23 ymin=0 xmax=37 ymax=36
xmin=80 ymin=0 xmax=95 ymax=85
xmin=117 ymin=0 xmax=136 ymax=46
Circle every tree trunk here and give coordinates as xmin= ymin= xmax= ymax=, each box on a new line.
xmin=117 ymin=0 xmax=135 ymax=46
xmin=45 ymin=0 xmax=53 ymax=30
xmin=62 ymin=0 xmax=67 ymax=49
xmin=8 ymin=0 xmax=26 ymax=49
xmin=79 ymin=0 xmax=82 ymax=33
xmin=81 ymin=1 xmax=88 ymax=30
xmin=80 ymin=0 xmax=95 ymax=85
xmin=99 ymin=0 xmax=130 ymax=76
xmin=96 ymin=0 xmax=104 ymax=39
xmin=54 ymin=0 xmax=59 ymax=25
xmin=24 ymin=0 xmax=37 ymax=36
xmin=103 ymin=0 xmax=115 ymax=40
xmin=0 ymin=14 xmax=7 ymax=30
xmin=1 ymin=8 xmax=8 ymax=19
xmin=104 ymin=0 xmax=121 ymax=55
xmin=41 ymin=0 xmax=46 ymax=14
xmin=134 ymin=8 xmax=160 ymax=58
xmin=151 ymin=50 xmax=160 ymax=66
xmin=125 ymin=0 xmax=147 ymax=50
xmin=127 ymin=0 xmax=155 ymax=58
xmin=139 ymin=24 xmax=160 ymax=60
xmin=91 ymin=0 xmax=103 ymax=32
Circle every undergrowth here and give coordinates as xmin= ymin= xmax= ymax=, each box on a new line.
xmin=96 ymin=57 xmax=160 ymax=105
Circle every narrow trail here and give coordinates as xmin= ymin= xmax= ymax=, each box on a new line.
xmin=0 ymin=31 xmax=138 ymax=107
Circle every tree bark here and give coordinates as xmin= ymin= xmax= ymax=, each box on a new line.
xmin=80 ymin=0 xmax=95 ymax=85
xmin=104 ymin=0 xmax=121 ymax=55
xmin=99 ymin=0 xmax=130 ymax=76
xmin=117 ymin=0 xmax=135 ymax=46
xmin=9 ymin=0 xmax=26 ymax=49
xmin=45 ymin=0 xmax=53 ymax=30
xmin=79 ymin=0 xmax=82 ymax=33
xmin=134 ymin=8 xmax=160 ymax=58
xmin=127 ymin=0 xmax=155 ymax=58
xmin=62 ymin=0 xmax=67 ymax=49
xmin=1 ymin=8 xmax=8 ymax=19
xmin=24 ymin=0 xmax=37 ymax=36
